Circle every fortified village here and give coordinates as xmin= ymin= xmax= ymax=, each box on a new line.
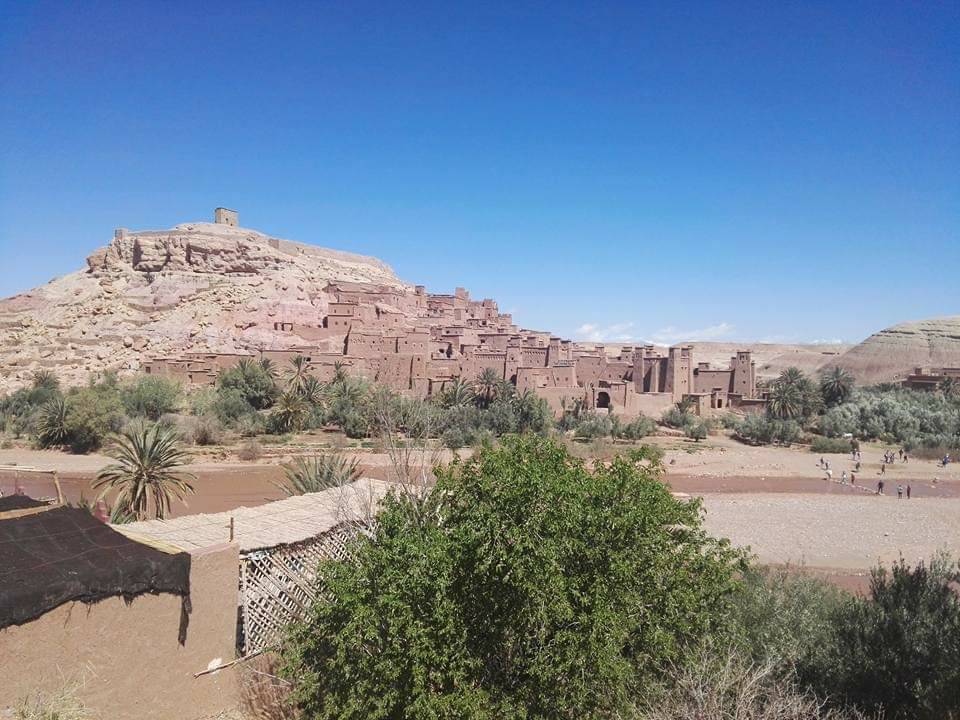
xmin=139 ymin=209 xmax=766 ymax=417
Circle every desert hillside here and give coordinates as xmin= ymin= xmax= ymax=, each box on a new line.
xmin=0 ymin=221 xmax=404 ymax=392
xmin=830 ymin=315 xmax=960 ymax=384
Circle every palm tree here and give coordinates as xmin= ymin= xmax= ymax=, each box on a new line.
xmin=275 ymin=453 xmax=361 ymax=496
xmin=779 ymin=367 xmax=806 ymax=388
xmin=258 ymin=356 xmax=278 ymax=381
xmin=440 ymin=377 xmax=475 ymax=409
xmin=494 ymin=378 xmax=516 ymax=403
xmin=767 ymin=381 xmax=803 ymax=420
xmin=286 ymin=355 xmax=311 ymax=396
xmin=93 ymin=425 xmax=195 ymax=521
xmin=475 ymin=367 xmax=501 ymax=408
xmin=271 ymin=391 xmax=310 ymax=432
xmin=35 ymin=396 xmax=68 ymax=448
xmin=301 ymin=375 xmax=326 ymax=406
xmin=331 ymin=361 xmax=348 ymax=385
xmin=820 ymin=366 xmax=855 ymax=406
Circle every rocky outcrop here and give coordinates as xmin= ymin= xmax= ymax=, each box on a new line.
xmin=831 ymin=316 xmax=960 ymax=383
xmin=86 ymin=223 xmax=398 ymax=280
xmin=0 ymin=221 xmax=405 ymax=392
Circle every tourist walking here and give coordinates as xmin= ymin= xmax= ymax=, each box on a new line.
xmin=841 ymin=470 xmax=847 ymax=485
xmin=877 ymin=479 xmax=884 ymax=495
xmin=906 ymin=484 xmax=912 ymax=499
xmin=897 ymin=484 xmax=903 ymax=499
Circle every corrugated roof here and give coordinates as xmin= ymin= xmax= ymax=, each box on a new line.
xmin=115 ymin=478 xmax=392 ymax=553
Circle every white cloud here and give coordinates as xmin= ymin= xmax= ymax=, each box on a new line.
xmin=649 ymin=322 xmax=734 ymax=345
xmin=574 ymin=321 xmax=638 ymax=343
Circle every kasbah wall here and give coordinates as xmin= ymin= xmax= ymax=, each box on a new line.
xmin=144 ymin=210 xmax=764 ymax=416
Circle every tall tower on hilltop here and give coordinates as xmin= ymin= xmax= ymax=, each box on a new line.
xmin=214 ymin=207 xmax=238 ymax=226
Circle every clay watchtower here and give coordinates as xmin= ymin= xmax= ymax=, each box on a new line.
xmin=214 ymin=207 xmax=239 ymax=227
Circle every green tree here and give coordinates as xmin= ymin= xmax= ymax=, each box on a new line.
xmin=819 ymin=367 xmax=855 ymax=407
xmin=92 ymin=424 xmax=195 ymax=520
xmin=35 ymin=396 xmax=68 ymax=448
xmin=801 ymin=554 xmax=960 ymax=719
xmin=474 ymin=367 xmax=501 ymax=409
xmin=285 ymin=354 xmax=312 ymax=396
xmin=120 ymin=375 xmax=181 ymax=420
xmin=439 ymin=376 xmax=475 ymax=409
xmin=276 ymin=453 xmax=361 ymax=495
xmin=282 ymin=436 xmax=745 ymax=719
xmin=270 ymin=391 xmax=310 ymax=433
xmin=217 ymin=357 xmax=278 ymax=410
xmin=63 ymin=384 xmax=125 ymax=453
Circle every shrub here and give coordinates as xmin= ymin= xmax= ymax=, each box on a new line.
xmin=639 ymin=645 xmax=854 ymax=720
xmin=734 ymin=414 xmax=802 ymax=446
xmin=574 ymin=415 xmax=612 ymax=440
xmin=276 ymin=454 xmax=361 ymax=495
xmin=188 ymin=415 xmax=222 ymax=446
xmin=120 ymin=375 xmax=181 ymax=420
xmin=730 ymin=566 xmax=847 ymax=671
xmin=618 ymin=415 xmax=657 ymax=441
xmin=237 ymin=439 xmax=263 ymax=461
xmin=662 ymin=407 xmax=697 ymax=429
xmin=684 ymin=421 xmax=708 ymax=442
xmin=35 ymin=397 xmax=68 ymax=448
xmin=799 ymin=554 xmax=960 ymax=719
xmin=211 ymin=388 xmax=257 ymax=425
xmin=281 ymin=437 xmax=746 ymax=718
xmin=63 ymin=385 xmax=125 ymax=453
xmin=809 ymin=436 xmax=853 ymax=454
xmin=217 ymin=358 xmax=279 ymax=410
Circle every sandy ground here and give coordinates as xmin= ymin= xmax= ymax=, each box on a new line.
xmin=700 ymin=493 xmax=960 ymax=570
xmin=2 ymin=437 xmax=957 ymax=579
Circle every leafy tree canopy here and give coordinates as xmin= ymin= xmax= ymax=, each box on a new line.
xmin=282 ymin=436 xmax=746 ymax=719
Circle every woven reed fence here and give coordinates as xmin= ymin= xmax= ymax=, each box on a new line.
xmin=238 ymin=521 xmax=372 ymax=654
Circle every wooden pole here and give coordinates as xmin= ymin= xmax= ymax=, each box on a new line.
xmin=52 ymin=470 xmax=65 ymax=505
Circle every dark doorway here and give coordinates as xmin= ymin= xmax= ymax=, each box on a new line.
xmin=597 ymin=391 xmax=610 ymax=409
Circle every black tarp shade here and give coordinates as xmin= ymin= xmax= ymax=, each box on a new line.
xmin=0 ymin=505 xmax=190 ymax=629
xmin=0 ymin=495 xmax=48 ymax=512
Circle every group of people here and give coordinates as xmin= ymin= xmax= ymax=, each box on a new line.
xmin=883 ymin=448 xmax=909 ymax=464
xmin=821 ymin=450 xmax=915 ymax=498
xmin=875 ymin=478 xmax=911 ymax=499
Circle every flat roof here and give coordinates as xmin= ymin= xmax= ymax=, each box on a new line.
xmin=116 ymin=478 xmax=392 ymax=553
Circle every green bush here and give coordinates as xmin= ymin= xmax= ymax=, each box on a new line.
xmin=734 ymin=414 xmax=802 ymax=446
xmin=120 ymin=375 xmax=181 ymax=420
xmin=211 ymin=388 xmax=257 ymax=425
xmin=574 ymin=415 xmax=612 ymax=440
xmin=618 ymin=415 xmax=657 ymax=441
xmin=684 ymin=420 xmax=709 ymax=441
xmin=799 ymin=554 xmax=960 ymax=719
xmin=281 ymin=437 xmax=745 ymax=718
xmin=809 ymin=436 xmax=853 ymax=454
xmin=63 ymin=385 xmax=125 ymax=453
xmin=217 ymin=358 xmax=278 ymax=410
xmin=661 ymin=406 xmax=697 ymax=429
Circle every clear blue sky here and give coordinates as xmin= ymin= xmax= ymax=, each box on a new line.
xmin=1 ymin=1 xmax=957 ymax=345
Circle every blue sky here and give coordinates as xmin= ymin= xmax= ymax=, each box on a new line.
xmin=1 ymin=1 xmax=957 ymax=345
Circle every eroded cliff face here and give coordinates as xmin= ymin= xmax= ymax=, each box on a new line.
xmin=85 ymin=223 xmax=398 ymax=280
xmin=0 ymin=222 xmax=405 ymax=391
xmin=832 ymin=316 xmax=960 ymax=383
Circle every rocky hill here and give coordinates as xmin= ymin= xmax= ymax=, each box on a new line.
xmin=830 ymin=316 xmax=960 ymax=384
xmin=0 ymin=221 xmax=404 ymax=392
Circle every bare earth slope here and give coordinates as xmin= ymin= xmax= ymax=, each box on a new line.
xmin=831 ymin=315 xmax=960 ymax=384
xmin=0 ymin=222 xmax=404 ymax=392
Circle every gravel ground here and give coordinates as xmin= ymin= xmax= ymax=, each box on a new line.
xmin=701 ymin=493 xmax=960 ymax=570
